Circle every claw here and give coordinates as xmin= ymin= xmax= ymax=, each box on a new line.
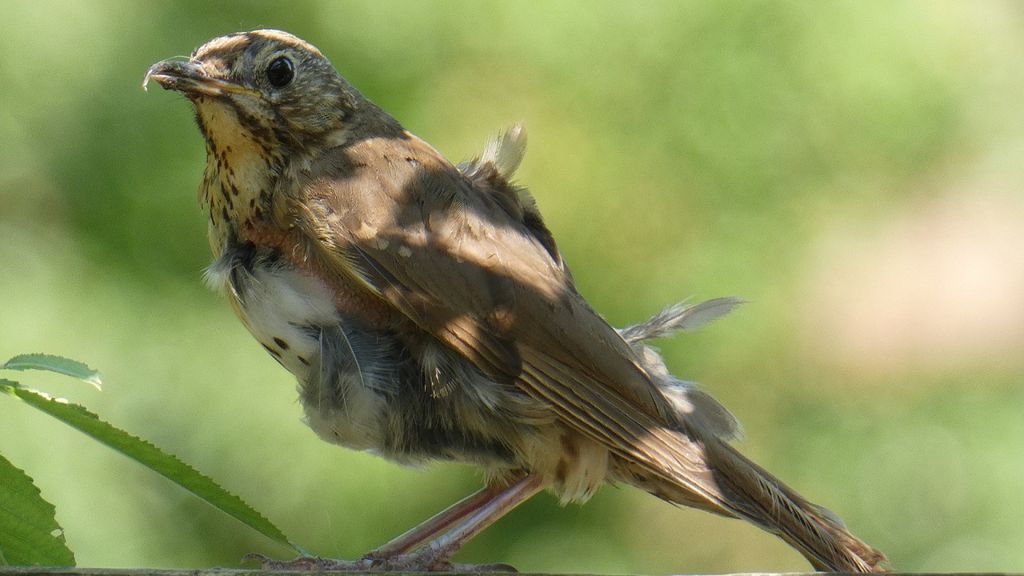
xmin=241 ymin=551 xmax=515 ymax=573
xmin=365 ymin=547 xmax=516 ymax=572
xmin=241 ymin=553 xmax=371 ymax=571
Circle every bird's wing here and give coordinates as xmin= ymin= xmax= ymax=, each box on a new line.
xmin=458 ymin=125 xmax=572 ymax=277
xmin=298 ymin=134 xmax=723 ymax=481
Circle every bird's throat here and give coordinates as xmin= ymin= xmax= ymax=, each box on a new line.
xmin=195 ymin=98 xmax=284 ymax=257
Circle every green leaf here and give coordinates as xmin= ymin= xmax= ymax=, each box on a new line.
xmin=8 ymin=387 xmax=298 ymax=553
xmin=0 ymin=453 xmax=76 ymax=566
xmin=1 ymin=354 xmax=101 ymax=390
xmin=0 ymin=379 xmax=19 ymax=395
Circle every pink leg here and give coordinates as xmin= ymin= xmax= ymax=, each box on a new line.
xmin=248 ymin=475 xmax=547 ymax=572
xmin=371 ymin=483 xmax=509 ymax=556
xmin=400 ymin=474 xmax=546 ymax=568
xmin=359 ymin=474 xmax=545 ymax=571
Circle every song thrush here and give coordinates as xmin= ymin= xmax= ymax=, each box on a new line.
xmin=145 ymin=29 xmax=887 ymax=572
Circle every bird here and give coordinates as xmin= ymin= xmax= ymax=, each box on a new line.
xmin=144 ymin=29 xmax=887 ymax=573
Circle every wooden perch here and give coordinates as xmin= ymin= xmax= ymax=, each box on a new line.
xmin=0 ymin=569 xmax=1019 ymax=576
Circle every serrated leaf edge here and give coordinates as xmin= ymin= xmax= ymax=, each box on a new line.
xmin=7 ymin=387 xmax=298 ymax=553
xmin=1 ymin=354 xmax=102 ymax=390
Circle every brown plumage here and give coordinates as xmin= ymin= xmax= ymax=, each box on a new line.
xmin=145 ymin=29 xmax=887 ymax=572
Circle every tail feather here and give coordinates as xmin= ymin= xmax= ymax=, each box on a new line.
xmin=617 ymin=298 xmax=887 ymax=572
xmin=634 ymin=435 xmax=888 ymax=572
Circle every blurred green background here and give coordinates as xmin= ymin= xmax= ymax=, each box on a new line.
xmin=2 ymin=0 xmax=1023 ymax=572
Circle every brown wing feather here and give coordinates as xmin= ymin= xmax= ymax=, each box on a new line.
xmin=302 ymin=132 xmax=675 ymax=423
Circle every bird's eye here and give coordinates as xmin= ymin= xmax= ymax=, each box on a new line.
xmin=266 ymin=56 xmax=294 ymax=87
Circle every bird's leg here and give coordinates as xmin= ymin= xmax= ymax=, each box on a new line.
xmin=370 ymin=482 xmax=510 ymax=557
xmin=414 ymin=473 xmax=545 ymax=566
xmin=245 ymin=475 xmax=545 ymax=572
xmin=242 ymin=493 xmax=494 ymax=573
xmin=366 ymin=473 xmax=546 ymax=572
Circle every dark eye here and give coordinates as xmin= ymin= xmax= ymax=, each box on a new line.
xmin=266 ymin=56 xmax=294 ymax=87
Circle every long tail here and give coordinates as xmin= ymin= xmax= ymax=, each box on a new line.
xmin=708 ymin=438 xmax=886 ymax=572
xmin=617 ymin=432 xmax=887 ymax=572
xmin=619 ymin=299 xmax=888 ymax=572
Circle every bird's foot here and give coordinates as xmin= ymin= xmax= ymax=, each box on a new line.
xmin=363 ymin=547 xmax=517 ymax=573
xmin=243 ymin=551 xmax=516 ymax=573
xmin=368 ymin=553 xmax=516 ymax=572
xmin=242 ymin=553 xmax=372 ymax=571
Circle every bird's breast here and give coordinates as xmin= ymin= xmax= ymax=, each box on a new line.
xmin=229 ymin=254 xmax=337 ymax=378
xmin=205 ymin=242 xmax=394 ymax=451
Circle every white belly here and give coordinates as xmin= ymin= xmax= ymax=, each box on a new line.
xmin=204 ymin=254 xmax=388 ymax=451
xmin=234 ymin=264 xmax=336 ymax=378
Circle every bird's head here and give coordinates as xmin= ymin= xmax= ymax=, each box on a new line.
xmin=145 ymin=29 xmax=367 ymax=153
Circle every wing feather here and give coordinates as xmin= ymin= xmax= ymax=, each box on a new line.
xmin=301 ymin=133 xmax=727 ymax=465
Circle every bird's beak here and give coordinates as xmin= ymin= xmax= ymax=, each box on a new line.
xmin=143 ymin=59 xmax=254 ymax=98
